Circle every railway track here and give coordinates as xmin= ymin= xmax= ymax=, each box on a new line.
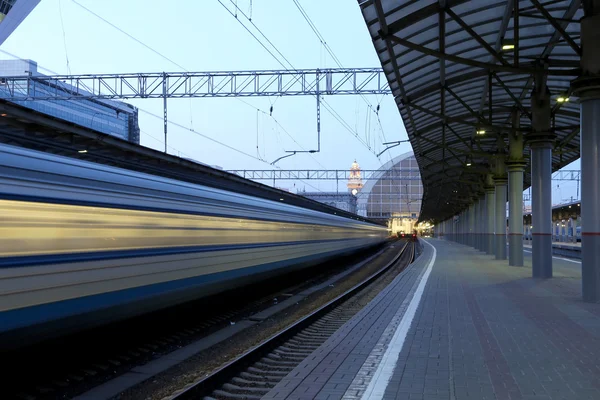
xmin=168 ymin=241 xmax=416 ymax=400
xmin=3 ymin=242 xmax=393 ymax=400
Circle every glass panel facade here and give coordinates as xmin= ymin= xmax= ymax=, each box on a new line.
xmin=356 ymin=153 xmax=422 ymax=234
xmin=0 ymin=59 xmax=140 ymax=143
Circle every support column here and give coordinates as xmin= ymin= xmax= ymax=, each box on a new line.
xmin=485 ymin=174 xmax=495 ymax=255
xmin=479 ymin=195 xmax=486 ymax=252
xmin=507 ymin=109 xmax=526 ymax=266
xmin=494 ymin=158 xmax=508 ymax=260
xmin=530 ymin=72 xmax=553 ymax=278
xmin=572 ymin=4 xmax=600 ymax=301
xmin=469 ymin=203 xmax=476 ymax=248
xmin=462 ymin=210 xmax=466 ymax=245
xmin=474 ymin=199 xmax=480 ymax=250
xmin=456 ymin=211 xmax=464 ymax=244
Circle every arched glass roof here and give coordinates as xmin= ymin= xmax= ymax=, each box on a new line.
xmin=357 ymin=151 xmax=423 ymax=219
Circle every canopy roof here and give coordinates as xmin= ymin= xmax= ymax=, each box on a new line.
xmin=359 ymin=0 xmax=582 ymax=222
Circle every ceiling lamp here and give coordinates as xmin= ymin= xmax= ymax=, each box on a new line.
xmin=501 ymin=43 xmax=515 ymax=50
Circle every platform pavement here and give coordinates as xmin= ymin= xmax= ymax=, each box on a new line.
xmin=263 ymin=239 xmax=600 ymax=400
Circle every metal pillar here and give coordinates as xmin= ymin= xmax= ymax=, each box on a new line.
xmin=507 ymin=110 xmax=525 ymax=266
xmin=463 ymin=210 xmax=468 ymax=245
xmin=494 ymin=158 xmax=508 ymax=260
xmin=479 ymin=196 xmax=486 ymax=252
xmin=530 ymin=72 xmax=553 ymax=278
xmin=473 ymin=198 xmax=481 ymax=250
xmin=469 ymin=204 xmax=476 ymax=248
xmin=460 ymin=210 xmax=467 ymax=244
xmin=460 ymin=211 xmax=465 ymax=244
xmin=479 ymin=195 xmax=486 ymax=252
xmin=485 ymin=174 xmax=495 ymax=255
xmin=474 ymin=200 xmax=480 ymax=250
xmin=572 ymin=4 xmax=600 ymax=301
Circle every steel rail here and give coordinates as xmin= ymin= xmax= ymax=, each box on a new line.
xmin=170 ymin=240 xmax=416 ymax=399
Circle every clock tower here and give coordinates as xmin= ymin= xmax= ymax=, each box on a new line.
xmin=347 ymin=160 xmax=363 ymax=196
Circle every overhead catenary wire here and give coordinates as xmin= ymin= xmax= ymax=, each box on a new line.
xmin=223 ymin=0 xmax=377 ymax=157
xmin=4 ymin=2 xmax=329 ymax=195
xmin=70 ymin=0 xmax=308 ymax=170
xmin=72 ymin=0 xmax=374 ymax=168
xmin=71 ymin=0 xmax=187 ymax=71
xmin=235 ymin=97 xmax=327 ymax=169
xmin=291 ymin=0 xmax=390 ymax=160
xmin=139 ymin=108 xmax=271 ymax=164
xmin=58 ymin=0 xmax=71 ymax=74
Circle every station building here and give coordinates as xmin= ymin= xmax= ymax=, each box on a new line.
xmin=301 ymin=153 xmax=424 ymax=234
xmin=0 ymin=59 xmax=140 ymax=144
xmin=356 ymin=152 xmax=422 ymax=234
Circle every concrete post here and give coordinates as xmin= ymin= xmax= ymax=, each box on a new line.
xmin=469 ymin=203 xmax=476 ymax=248
xmin=464 ymin=209 xmax=468 ymax=245
xmin=485 ymin=174 xmax=495 ymax=255
xmin=507 ymin=109 xmax=526 ymax=266
xmin=458 ymin=212 xmax=462 ymax=244
xmin=572 ymin=4 xmax=600 ymax=301
xmin=481 ymin=195 xmax=486 ymax=252
xmin=475 ymin=199 xmax=480 ymax=251
xmin=479 ymin=196 xmax=485 ymax=252
xmin=494 ymin=158 xmax=508 ymax=260
xmin=460 ymin=212 xmax=463 ymax=244
xmin=476 ymin=196 xmax=484 ymax=251
xmin=530 ymin=72 xmax=553 ymax=278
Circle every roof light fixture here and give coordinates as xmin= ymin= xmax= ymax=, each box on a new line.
xmin=476 ymin=129 xmax=486 ymax=135
xmin=501 ymin=42 xmax=515 ymax=51
xmin=556 ymin=96 xmax=570 ymax=103
xmin=78 ymin=149 xmax=88 ymax=154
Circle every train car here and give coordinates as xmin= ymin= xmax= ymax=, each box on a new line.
xmin=0 ymin=144 xmax=388 ymax=349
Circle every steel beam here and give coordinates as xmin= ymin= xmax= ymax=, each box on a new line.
xmin=227 ymin=169 xmax=420 ymax=180
xmin=0 ymin=68 xmax=391 ymax=101
xmin=385 ymin=34 xmax=578 ymax=76
xmin=529 ymin=0 xmax=582 ymax=56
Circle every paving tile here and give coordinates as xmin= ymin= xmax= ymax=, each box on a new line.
xmin=263 ymin=240 xmax=600 ymax=400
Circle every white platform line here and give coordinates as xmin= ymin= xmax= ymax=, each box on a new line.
xmin=523 ymin=249 xmax=581 ymax=264
xmin=361 ymin=239 xmax=437 ymax=400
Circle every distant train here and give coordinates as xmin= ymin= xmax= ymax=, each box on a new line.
xmin=523 ymin=225 xmax=581 ymax=242
xmin=0 ymin=144 xmax=388 ymax=349
xmin=396 ymin=230 xmax=418 ymax=241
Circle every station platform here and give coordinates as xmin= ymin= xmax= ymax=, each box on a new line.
xmin=263 ymin=239 xmax=600 ymax=400
xmin=523 ymin=241 xmax=581 ymax=248
xmin=523 ymin=241 xmax=581 ymax=259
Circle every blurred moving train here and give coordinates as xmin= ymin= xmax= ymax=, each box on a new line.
xmin=0 ymin=144 xmax=388 ymax=349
